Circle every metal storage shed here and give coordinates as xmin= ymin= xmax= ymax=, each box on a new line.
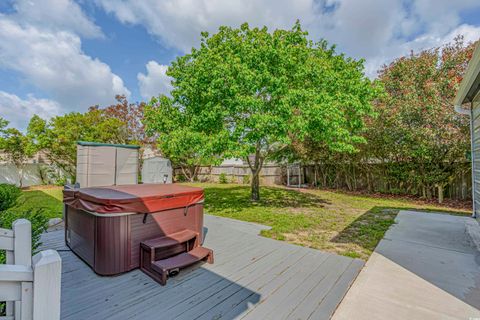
xmin=142 ymin=156 xmax=173 ymax=184
xmin=454 ymin=41 xmax=480 ymax=219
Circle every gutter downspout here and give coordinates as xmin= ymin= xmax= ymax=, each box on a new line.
xmin=455 ymin=104 xmax=476 ymax=218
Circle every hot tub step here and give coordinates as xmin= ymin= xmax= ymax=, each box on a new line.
xmin=150 ymin=246 xmax=214 ymax=285
xmin=141 ymin=229 xmax=198 ymax=250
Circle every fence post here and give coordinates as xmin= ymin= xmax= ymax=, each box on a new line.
xmin=6 ymin=219 xmax=32 ymax=318
xmin=12 ymin=219 xmax=32 ymax=266
xmin=32 ymin=250 xmax=62 ymax=320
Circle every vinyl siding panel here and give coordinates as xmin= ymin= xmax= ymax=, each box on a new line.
xmin=473 ymin=92 xmax=480 ymax=218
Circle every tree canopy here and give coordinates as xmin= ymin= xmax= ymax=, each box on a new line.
xmin=366 ymin=37 xmax=474 ymax=202
xmin=144 ymin=22 xmax=379 ymax=200
xmin=0 ymin=117 xmax=34 ymax=187
xmin=89 ymin=95 xmax=154 ymax=148
xmin=294 ymin=37 xmax=475 ymax=203
xmin=27 ymin=110 xmax=127 ymax=178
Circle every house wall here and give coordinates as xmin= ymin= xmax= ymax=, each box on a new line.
xmin=473 ymin=91 xmax=480 ymax=218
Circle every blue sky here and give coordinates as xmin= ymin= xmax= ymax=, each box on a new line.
xmin=1 ymin=0 xmax=480 ymax=131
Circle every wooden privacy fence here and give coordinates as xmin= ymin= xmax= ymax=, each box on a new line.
xmin=0 ymin=219 xmax=61 ymax=320
xmin=303 ymin=163 xmax=472 ymax=201
xmin=175 ymin=163 xmax=472 ymax=200
xmin=175 ymin=164 xmax=284 ymax=185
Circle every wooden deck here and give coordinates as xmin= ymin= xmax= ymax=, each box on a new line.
xmin=40 ymin=215 xmax=364 ymax=320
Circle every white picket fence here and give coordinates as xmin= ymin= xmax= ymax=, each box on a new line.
xmin=0 ymin=219 xmax=61 ymax=320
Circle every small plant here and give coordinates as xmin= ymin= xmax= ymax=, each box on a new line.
xmin=242 ymin=174 xmax=251 ymax=185
xmin=0 ymin=184 xmax=21 ymax=211
xmin=219 ymin=173 xmax=228 ymax=184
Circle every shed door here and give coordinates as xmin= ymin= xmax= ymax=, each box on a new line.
xmin=116 ymin=147 xmax=138 ymax=185
xmin=87 ymin=146 xmax=116 ymax=187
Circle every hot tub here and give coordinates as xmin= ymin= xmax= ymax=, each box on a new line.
xmin=63 ymin=184 xmax=204 ymax=275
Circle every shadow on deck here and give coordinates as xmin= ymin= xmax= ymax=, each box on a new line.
xmin=40 ymin=215 xmax=363 ymax=320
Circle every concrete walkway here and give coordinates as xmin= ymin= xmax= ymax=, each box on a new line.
xmin=333 ymin=210 xmax=480 ymax=320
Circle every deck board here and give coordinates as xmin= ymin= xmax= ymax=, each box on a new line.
xmin=40 ymin=215 xmax=363 ymax=320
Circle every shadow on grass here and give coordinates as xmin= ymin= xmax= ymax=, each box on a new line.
xmin=331 ymin=206 xmax=398 ymax=257
xmin=203 ymin=185 xmax=330 ymax=214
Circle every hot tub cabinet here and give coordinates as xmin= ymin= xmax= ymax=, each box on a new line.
xmin=63 ymin=184 xmax=212 ymax=279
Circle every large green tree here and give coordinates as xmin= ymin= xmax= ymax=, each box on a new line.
xmin=366 ymin=37 xmax=475 ymax=202
xmin=145 ymin=22 xmax=378 ymax=200
xmin=27 ymin=110 xmax=127 ymax=178
xmin=144 ymin=96 xmax=224 ymax=182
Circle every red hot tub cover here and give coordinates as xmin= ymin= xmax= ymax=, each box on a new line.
xmin=63 ymin=184 xmax=204 ymax=214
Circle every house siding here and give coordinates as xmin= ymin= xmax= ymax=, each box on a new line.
xmin=473 ymin=91 xmax=480 ymax=218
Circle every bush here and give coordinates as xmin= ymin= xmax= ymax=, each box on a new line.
xmin=242 ymin=174 xmax=251 ymax=185
xmin=0 ymin=208 xmax=48 ymax=263
xmin=0 ymin=184 xmax=47 ymax=316
xmin=175 ymin=174 xmax=187 ymax=182
xmin=0 ymin=184 xmax=48 ymax=262
xmin=38 ymin=165 xmax=68 ymax=186
xmin=219 ymin=173 xmax=228 ymax=184
xmin=0 ymin=184 xmax=21 ymax=211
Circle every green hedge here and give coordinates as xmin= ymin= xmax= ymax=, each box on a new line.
xmin=0 ymin=184 xmax=48 ymax=263
xmin=0 ymin=183 xmax=21 ymax=211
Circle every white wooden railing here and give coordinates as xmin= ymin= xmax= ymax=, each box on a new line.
xmin=0 ymin=219 xmax=61 ymax=320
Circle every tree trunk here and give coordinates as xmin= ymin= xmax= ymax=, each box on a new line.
xmin=426 ymin=186 xmax=432 ymax=199
xmin=246 ymin=146 xmax=264 ymax=201
xmin=251 ymin=171 xmax=260 ymax=201
xmin=190 ymin=165 xmax=196 ymax=182
xmin=18 ymin=166 xmax=24 ymax=188
xmin=180 ymin=165 xmax=194 ymax=182
xmin=437 ymin=185 xmax=444 ymax=204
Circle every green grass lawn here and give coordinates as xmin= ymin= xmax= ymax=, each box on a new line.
xmin=15 ymin=186 xmax=63 ymax=220
xmin=188 ymin=183 xmax=469 ymax=260
xmin=17 ymin=183 xmax=470 ymax=260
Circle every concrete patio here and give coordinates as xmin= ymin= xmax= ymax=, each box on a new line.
xmin=40 ymin=214 xmax=363 ymax=320
xmin=333 ymin=210 xmax=480 ymax=320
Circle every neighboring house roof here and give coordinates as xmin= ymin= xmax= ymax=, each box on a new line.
xmin=0 ymin=150 xmax=52 ymax=165
xmin=454 ymin=41 xmax=480 ymax=106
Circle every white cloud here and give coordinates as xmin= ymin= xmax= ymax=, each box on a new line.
xmin=96 ymin=0 xmax=321 ymax=52
xmin=320 ymin=0 xmax=406 ymax=58
xmin=137 ymin=61 xmax=172 ymax=99
xmin=96 ymin=0 xmax=480 ymax=78
xmin=13 ymin=0 xmax=103 ymax=38
xmin=409 ymin=0 xmax=480 ymax=36
xmin=364 ymin=23 xmax=480 ymax=77
xmin=0 ymin=91 xmax=61 ymax=131
xmin=0 ymin=16 xmax=130 ymax=113
xmin=0 ymin=0 xmax=130 ymax=131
